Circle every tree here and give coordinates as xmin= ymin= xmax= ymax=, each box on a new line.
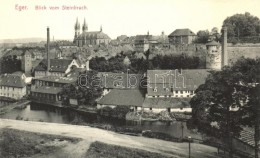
xmin=190 ymin=67 xmax=244 ymax=157
xmin=191 ymin=57 xmax=260 ymax=158
xmin=60 ymin=70 xmax=103 ymax=107
xmin=223 ymin=12 xmax=260 ymax=38
xmin=195 ymin=30 xmax=210 ymax=43
xmin=230 ymin=57 xmax=260 ymax=158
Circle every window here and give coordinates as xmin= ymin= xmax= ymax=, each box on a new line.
xmin=175 ymin=90 xmax=178 ymax=93
xmin=13 ymin=87 xmax=14 ymax=91
xmin=180 ymin=91 xmax=183 ymax=94
xmin=187 ymin=95 xmax=190 ymax=97
xmin=150 ymin=108 xmax=152 ymax=110
xmin=153 ymin=88 xmax=157 ymax=92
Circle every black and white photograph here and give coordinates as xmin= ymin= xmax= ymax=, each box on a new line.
xmin=0 ymin=0 xmax=260 ymax=157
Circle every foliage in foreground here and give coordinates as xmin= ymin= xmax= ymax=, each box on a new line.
xmin=85 ymin=141 xmax=173 ymax=158
xmin=0 ymin=128 xmax=80 ymax=158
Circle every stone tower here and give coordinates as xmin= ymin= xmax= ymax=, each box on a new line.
xmin=21 ymin=51 xmax=32 ymax=74
xmin=205 ymin=40 xmax=222 ymax=70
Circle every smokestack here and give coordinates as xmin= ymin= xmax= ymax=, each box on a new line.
xmin=47 ymin=27 xmax=50 ymax=72
xmin=221 ymin=26 xmax=228 ymax=68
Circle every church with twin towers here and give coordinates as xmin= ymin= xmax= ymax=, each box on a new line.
xmin=73 ymin=18 xmax=111 ymax=47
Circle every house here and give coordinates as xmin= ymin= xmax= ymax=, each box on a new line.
xmin=97 ymin=72 xmax=144 ymax=96
xmin=134 ymin=33 xmax=158 ymax=52
xmin=142 ymin=97 xmax=191 ymax=113
xmin=168 ymin=29 xmax=196 ymax=45
xmin=30 ymin=76 xmax=77 ymax=106
xmin=0 ymin=74 xmax=26 ymax=99
xmin=34 ymin=59 xmax=80 ymax=78
xmin=147 ymin=69 xmax=209 ymax=98
xmin=97 ymin=89 xmax=145 ymax=111
xmin=145 ymin=69 xmax=209 ymax=113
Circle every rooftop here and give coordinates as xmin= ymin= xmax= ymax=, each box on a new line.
xmin=34 ymin=59 xmax=74 ymax=72
xmin=97 ymin=72 xmax=144 ymax=89
xmin=97 ymin=89 xmax=145 ymax=107
xmin=35 ymin=76 xmax=77 ymax=84
xmin=147 ymin=69 xmax=209 ymax=92
xmin=168 ymin=29 xmax=196 ymax=37
xmin=0 ymin=74 xmax=26 ymax=88
xmin=143 ymin=97 xmax=191 ymax=108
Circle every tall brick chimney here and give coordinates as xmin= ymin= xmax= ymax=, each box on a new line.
xmin=47 ymin=27 xmax=50 ymax=73
xmin=221 ymin=26 xmax=228 ymax=68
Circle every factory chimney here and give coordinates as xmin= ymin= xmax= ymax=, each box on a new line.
xmin=221 ymin=26 xmax=228 ymax=68
xmin=47 ymin=27 xmax=50 ymax=73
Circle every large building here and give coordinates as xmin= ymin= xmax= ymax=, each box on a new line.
xmin=30 ymin=76 xmax=77 ymax=106
xmin=73 ymin=18 xmax=111 ymax=47
xmin=134 ymin=32 xmax=158 ymax=52
xmin=168 ymin=28 xmax=196 ymax=45
xmin=0 ymin=74 xmax=27 ymax=99
xmin=34 ymin=59 xmax=80 ymax=78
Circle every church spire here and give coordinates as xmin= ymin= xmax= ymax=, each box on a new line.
xmin=100 ymin=25 xmax=102 ymax=32
xmin=74 ymin=17 xmax=80 ymax=30
xmin=82 ymin=18 xmax=88 ymax=32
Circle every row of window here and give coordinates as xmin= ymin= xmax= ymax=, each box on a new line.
xmin=151 ymin=94 xmax=193 ymax=98
xmin=0 ymin=86 xmax=22 ymax=91
xmin=153 ymin=88 xmax=194 ymax=94
xmin=31 ymin=92 xmax=61 ymax=101
xmin=0 ymin=93 xmax=20 ymax=98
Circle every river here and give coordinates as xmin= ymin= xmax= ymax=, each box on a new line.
xmin=0 ymin=102 xmax=202 ymax=139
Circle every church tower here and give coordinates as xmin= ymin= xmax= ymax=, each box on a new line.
xmin=74 ymin=18 xmax=80 ymax=39
xmin=21 ymin=51 xmax=32 ymax=74
xmin=82 ymin=18 xmax=88 ymax=32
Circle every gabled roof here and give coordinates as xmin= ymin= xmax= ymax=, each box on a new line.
xmin=97 ymin=89 xmax=145 ymax=107
xmin=147 ymin=69 xmax=209 ymax=92
xmin=168 ymin=29 xmax=196 ymax=37
xmin=34 ymin=59 xmax=73 ymax=72
xmin=34 ymin=76 xmax=77 ymax=84
xmin=143 ymin=97 xmax=191 ymax=108
xmin=135 ymin=35 xmax=158 ymax=44
xmin=97 ymin=72 xmax=144 ymax=89
xmin=0 ymin=74 xmax=26 ymax=88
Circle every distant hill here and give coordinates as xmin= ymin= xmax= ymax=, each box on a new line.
xmin=0 ymin=38 xmax=45 ymax=44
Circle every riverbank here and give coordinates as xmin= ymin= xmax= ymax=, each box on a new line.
xmin=0 ymin=119 xmax=222 ymax=158
xmin=0 ymin=100 xmax=30 ymax=115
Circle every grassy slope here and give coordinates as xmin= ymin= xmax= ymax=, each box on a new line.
xmin=0 ymin=128 xmax=81 ymax=158
xmin=85 ymin=141 xmax=175 ymax=158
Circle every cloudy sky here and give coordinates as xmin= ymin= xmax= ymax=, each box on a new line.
xmin=0 ymin=0 xmax=260 ymax=40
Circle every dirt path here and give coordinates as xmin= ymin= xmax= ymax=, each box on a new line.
xmin=0 ymin=119 xmax=221 ymax=158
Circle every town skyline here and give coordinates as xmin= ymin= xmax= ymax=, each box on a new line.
xmin=1 ymin=0 xmax=260 ymax=40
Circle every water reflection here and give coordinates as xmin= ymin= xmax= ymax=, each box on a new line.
xmin=0 ymin=102 xmax=201 ymax=139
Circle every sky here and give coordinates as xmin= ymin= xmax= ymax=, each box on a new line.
xmin=0 ymin=0 xmax=260 ymax=40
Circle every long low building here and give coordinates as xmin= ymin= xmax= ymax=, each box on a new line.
xmin=143 ymin=97 xmax=191 ymax=113
xmin=97 ymin=89 xmax=145 ymax=111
